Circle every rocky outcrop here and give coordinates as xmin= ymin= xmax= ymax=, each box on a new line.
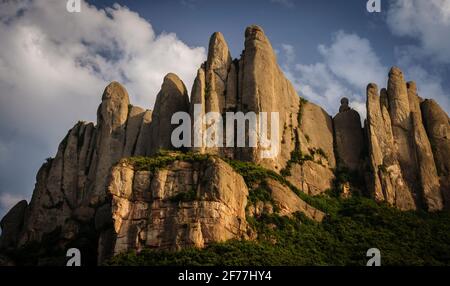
xmin=1 ymin=26 xmax=450 ymax=266
xmin=90 ymin=82 xmax=130 ymax=203
xmin=421 ymin=99 xmax=450 ymax=208
xmin=150 ymin=73 xmax=190 ymax=155
xmin=387 ymin=68 xmax=421 ymax=204
xmin=265 ymin=179 xmax=325 ymax=221
xmin=287 ymin=161 xmax=334 ymax=196
xmin=366 ymin=82 xmax=416 ymax=210
xmin=299 ymin=101 xmax=336 ymax=169
xmin=190 ymin=26 xmax=300 ymax=172
xmin=286 ymin=101 xmax=336 ymax=195
xmin=134 ymin=110 xmax=153 ymax=156
xmin=365 ymin=68 xmax=446 ymax=211
xmin=189 ymin=67 xmax=207 ymax=154
xmin=333 ymin=98 xmax=364 ymax=171
xmin=11 ymin=78 xmax=189 ymax=250
xmin=106 ymin=157 xmax=249 ymax=256
xmin=407 ymin=82 xmax=443 ymax=211
xmin=19 ymin=121 xmax=97 ymax=245
xmin=189 ymin=25 xmax=339 ymax=196
xmin=123 ymin=106 xmax=146 ymax=157
xmin=0 ymin=200 xmax=27 ymax=249
xmin=205 ymin=32 xmax=233 ymax=115
xmin=237 ymin=25 xmax=299 ymax=171
xmin=189 ymin=32 xmax=235 ymax=157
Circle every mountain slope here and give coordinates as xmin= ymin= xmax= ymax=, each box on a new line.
xmin=1 ymin=25 xmax=449 ymax=266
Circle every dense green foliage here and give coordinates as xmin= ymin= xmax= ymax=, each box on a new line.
xmin=79 ymin=150 xmax=450 ymax=266
xmin=107 ymin=196 xmax=450 ymax=266
xmin=169 ymin=188 xmax=198 ymax=202
xmin=127 ymin=150 xmax=210 ymax=172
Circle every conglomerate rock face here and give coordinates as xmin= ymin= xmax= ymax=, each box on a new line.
xmin=333 ymin=99 xmax=364 ymax=172
xmin=189 ymin=26 xmax=301 ymax=172
xmin=1 ymin=25 xmax=449 ymax=265
xmin=105 ymin=157 xmax=249 ymax=256
xmin=365 ymin=68 xmax=447 ymax=211
xmin=421 ymin=99 xmax=450 ymax=209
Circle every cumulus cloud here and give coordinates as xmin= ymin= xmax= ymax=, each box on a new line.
xmin=280 ymin=21 xmax=450 ymax=119
xmin=0 ymin=0 xmax=206 ymax=218
xmin=387 ymin=0 xmax=450 ymax=63
xmin=403 ymin=64 xmax=449 ymax=111
xmin=386 ymin=0 xmax=450 ymax=113
xmin=317 ymin=31 xmax=386 ymax=90
xmin=280 ymin=31 xmax=387 ymax=117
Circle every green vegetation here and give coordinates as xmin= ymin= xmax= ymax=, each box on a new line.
xmin=309 ymin=147 xmax=328 ymax=161
xmin=7 ymin=221 xmax=99 ymax=266
xmin=126 ymin=150 xmax=210 ymax=172
xmin=22 ymin=148 xmax=449 ymax=266
xmin=224 ymin=159 xmax=280 ymax=186
xmin=298 ymin=97 xmax=308 ymax=124
xmin=169 ymin=188 xmax=198 ymax=203
xmin=247 ymin=183 xmax=273 ymax=205
xmin=332 ymin=166 xmax=365 ymax=194
xmin=204 ymin=83 xmax=211 ymax=99
xmin=280 ymin=97 xmax=315 ymax=177
xmin=106 ymin=151 xmax=450 ymax=266
xmin=246 ymin=181 xmax=279 ymax=212
xmin=304 ymin=134 xmax=310 ymax=143
xmin=225 ymin=158 xmax=339 ymax=215
xmin=107 ymin=195 xmax=450 ymax=266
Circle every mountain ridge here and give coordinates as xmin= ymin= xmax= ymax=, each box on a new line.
xmin=0 ymin=25 xmax=449 ymax=266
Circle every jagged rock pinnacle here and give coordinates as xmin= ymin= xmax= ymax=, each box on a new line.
xmin=1 ymin=26 xmax=450 ymax=266
xmin=150 ymin=73 xmax=189 ymax=154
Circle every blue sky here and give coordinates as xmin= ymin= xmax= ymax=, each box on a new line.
xmin=0 ymin=0 xmax=449 ymax=220
xmin=85 ymin=0 xmax=450 ymax=115
xmin=90 ymin=0 xmax=399 ymax=64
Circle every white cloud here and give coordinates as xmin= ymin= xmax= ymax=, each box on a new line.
xmin=318 ymin=31 xmax=386 ymax=90
xmin=0 ymin=0 xmax=206 ymax=216
xmin=280 ymin=44 xmax=296 ymax=64
xmin=280 ymin=26 xmax=450 ymax=119
xmin=280 ymin=32 xmax=387 ymax=118
xmin=387 ymin=0 xmax=450 ymax=63
xmin=403 ymin=64 xmax=449 ymax=111
xmin=386 ymin=0 xmax=450 ymax=113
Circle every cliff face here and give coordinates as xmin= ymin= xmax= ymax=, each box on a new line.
xmin=365 ymin=68 xmax=448 ymax=211
xmin=1 ymin=25 xmax=449 ymax=265
xmin=103 ymin=157 xmax=249 ymax=259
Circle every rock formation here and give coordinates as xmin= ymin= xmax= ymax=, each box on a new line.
xmin=285 ymin=101 xmax=336 ymax=195
xmin=265 ymin=179 xmax=325 ymax=221
xmin=1 ymin=25 xmax=449 ymax=266
xmin=0 ymin=200 xmax=27 ymax=250
xmin=421 ymin=99 xmax=450 ymax=209
xmin=333 ymin=98 xmax=364 ymax=171
xmin=150 ymin=73 xmax=190 ymax=154
xmin=365 ymin=68 xmax=447 ymax=211
xmin=106 ymin=157 xmax=249 ymax=256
